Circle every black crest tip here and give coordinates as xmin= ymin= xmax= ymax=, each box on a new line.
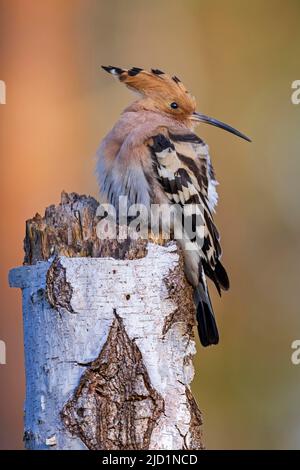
xmin=128 ymin=67 xmax=143 ymax=77
xmin=101 ymin=65 xmax=124 ymax=76
xmin=172 ymin=75 xmax=181 ymax=84
xmin=151 ymin=68 xmax=164 ymax=75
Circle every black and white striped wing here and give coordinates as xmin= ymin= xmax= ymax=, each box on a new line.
xmin=148 ymin=131 xmax=229 ymax=295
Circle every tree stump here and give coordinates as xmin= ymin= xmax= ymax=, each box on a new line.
xmin=9 ymin=192 xmax=204 ymax=450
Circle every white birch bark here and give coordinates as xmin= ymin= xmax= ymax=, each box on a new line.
xmin=9 ymin=242 xmax=203 ymax=450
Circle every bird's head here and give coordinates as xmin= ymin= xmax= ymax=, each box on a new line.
xmin=102 ymin=66 xmax=251 ymax=142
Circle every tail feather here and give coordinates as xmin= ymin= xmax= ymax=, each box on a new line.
xmin=215 ymin=260 xmax=230 ymax=291
xmin=194 ymin=284 xmax=219 ymax=347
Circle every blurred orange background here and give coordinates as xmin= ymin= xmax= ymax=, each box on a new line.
xmin=1 ymin=0 xmax=300 ymax=449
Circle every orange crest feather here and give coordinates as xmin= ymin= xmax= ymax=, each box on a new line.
xmin=102 ymin=66 xmax=196 ymax=118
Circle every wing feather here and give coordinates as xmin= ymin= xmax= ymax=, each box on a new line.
xmin=148 ymin=130 xmax=229 ymax=294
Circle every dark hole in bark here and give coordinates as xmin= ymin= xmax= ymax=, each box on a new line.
xmin=77 ymin=407 xmax=85 ymax=418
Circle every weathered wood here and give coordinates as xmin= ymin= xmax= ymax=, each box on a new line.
xmin=23 ymin=191 xmax=149 ymax=265
xmin=9 ymin=193 xmax=204 ymax=450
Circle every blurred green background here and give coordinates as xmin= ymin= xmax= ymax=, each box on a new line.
xmin=0 ymin=0 xmax=300 ymax=449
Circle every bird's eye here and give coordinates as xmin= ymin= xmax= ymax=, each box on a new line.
xmin=170 ymin=102 xmax=179 ymax=109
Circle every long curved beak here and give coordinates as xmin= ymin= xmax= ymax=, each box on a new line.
xmin=192 ymin=112 xmax=251 ymax=142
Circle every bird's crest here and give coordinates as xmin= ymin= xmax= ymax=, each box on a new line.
xmin=101 ymin=65 xmax=196 ymax=117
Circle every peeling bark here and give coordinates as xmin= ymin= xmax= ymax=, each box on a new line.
xmin=186 ymin=388 xmax=204 ymax=450
xmin=46 ymin=258 xmax=74 ymax=313
xmin=162 ymin=253 xmax=195 ymax=336
xmin=62 ymin=313 xmax=164 ymax=450
xmin=9 ymin=192 xmax=204 ymax=450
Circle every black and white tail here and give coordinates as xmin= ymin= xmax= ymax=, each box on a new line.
xmin=194 ymin=269 xmax=219 ymax=347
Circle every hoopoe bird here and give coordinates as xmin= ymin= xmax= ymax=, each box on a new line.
xmin=97 ymin=66 xmax=250 ymax=347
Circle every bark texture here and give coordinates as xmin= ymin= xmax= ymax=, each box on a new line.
xmin=9 ymin=192 xmax=204 ymax=450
